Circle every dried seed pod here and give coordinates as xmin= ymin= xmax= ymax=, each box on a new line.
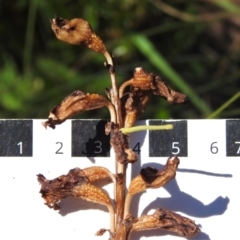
xmin=42 ymin=90 xmax=115 ymax=129
xmin=153 ymin=76 xmax=188 ymax=104
xmin=129 ymin=208 xmax=200 ymax=238
xmin=51 ymin=16 xmax=106 ymax=53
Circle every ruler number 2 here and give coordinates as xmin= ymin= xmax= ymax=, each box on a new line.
xmin=56 ymin=142 xmax=63 ymax=154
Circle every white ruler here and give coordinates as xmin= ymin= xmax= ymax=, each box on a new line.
xmin=0 ymin=119 xmax=239 ymax=240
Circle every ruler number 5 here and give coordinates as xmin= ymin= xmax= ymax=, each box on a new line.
xmin=172 ymin=142 xmax=180 ymax=155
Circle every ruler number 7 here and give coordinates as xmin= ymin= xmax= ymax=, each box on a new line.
xmin=235 ymin=142 xmax=240 ymax=154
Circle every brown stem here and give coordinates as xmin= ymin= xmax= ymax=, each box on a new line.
xmin=123 ymin=192 xmax=133 ymax=219
xmin=107 ymin=202 xmax=116 ymax=234
xmin=114 ymin=156 xmax=127 ymax=239
xmin=106 ymin=101 xmax=117 ymax=123
xmin=104 ymin=51 xmax=123 ymax=127
xmin=103 ymin=51 xmax=127 ymax=239
xmin=119 ymin=79 xmax=133 ymax=98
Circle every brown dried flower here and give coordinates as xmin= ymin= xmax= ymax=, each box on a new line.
xmin=42 ymin=90 xmax=115 ymax=129
xmin=119 ymin=68 xmax=187 ymax=128
xmin=128 ymin=156 xmax=179 ymax=195
xmin=129 ymin=208 xmax=200 ymax=238
xmin=37 ymin=167 xmax=116 ymax=210
xmin=109 ymin=123 xmax=138 ymax=164
xmin=119 ymin=67 xmax=188 ymax=104
xmin=51 ymin=16 xmax=106 ymax=53
xmin=153 ymin=76 xmax=188 ymax=104
xmin=119 ymin=67 xmax=156 ymax=98
xmin=37 ymin=167 xmax=115 ymax=233
xmin=124 ymin=157 xmax=179 ymax=218
xmin=121 ymin=91 xmax=152 ymax=128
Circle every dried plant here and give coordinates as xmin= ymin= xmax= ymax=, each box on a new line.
xmin=37 ymin=16 xmax=200 ymax=239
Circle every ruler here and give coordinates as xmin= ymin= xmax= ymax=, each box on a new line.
xmin=0 ymin=119 xmax=239 ymax=239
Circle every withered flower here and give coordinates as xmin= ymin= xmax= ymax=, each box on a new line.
xmin=124 ymin=156 xmax=179 ymax=217
xmin=110 ymin=123 xmax=138 ymax=164
xmin=121 ymin=91 xmax=151 ymax=128
xmin=128 ymin=156 xmax=179 ymax=194
xmin=51 ymin=16 xmax=106 ymax=54
xmin=119 ymin=67 xmax=187 ymax=104
xmin=37 ymin=167 xmax=115 ymax=233
xmin=129 ymin=208 xmax=200 ymax=238
xmin=153 ymin=76 xmax=188 ymax=104
xmin=42 ymin=90 xmax=116 ymax=129
xmin=119 ymin=67 xmax=156 ymax=98
xmin=119 ymin=68 xmax=187 ymax=128
xmin=37 ymin=168 xmax=89 ymax=210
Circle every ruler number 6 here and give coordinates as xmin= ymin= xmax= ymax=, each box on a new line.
xmin=210 ymin=142 xmax=218 ymax=154
xmin=172 ymin=142 xmax=180 ymax=155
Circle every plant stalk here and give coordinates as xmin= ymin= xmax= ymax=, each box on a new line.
xmin=104 ymin=51 xmax=128 ymax=239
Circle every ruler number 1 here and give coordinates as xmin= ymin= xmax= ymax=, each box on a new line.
xmin=17 ymin=142 xmax=23 ymax=155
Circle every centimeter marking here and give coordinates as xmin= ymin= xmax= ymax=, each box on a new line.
xmin=0 ymin=119 xmax=240 ymax=157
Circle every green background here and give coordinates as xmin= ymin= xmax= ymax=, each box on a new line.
xmin=1 ymin=0 xmax=240 ymax=120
